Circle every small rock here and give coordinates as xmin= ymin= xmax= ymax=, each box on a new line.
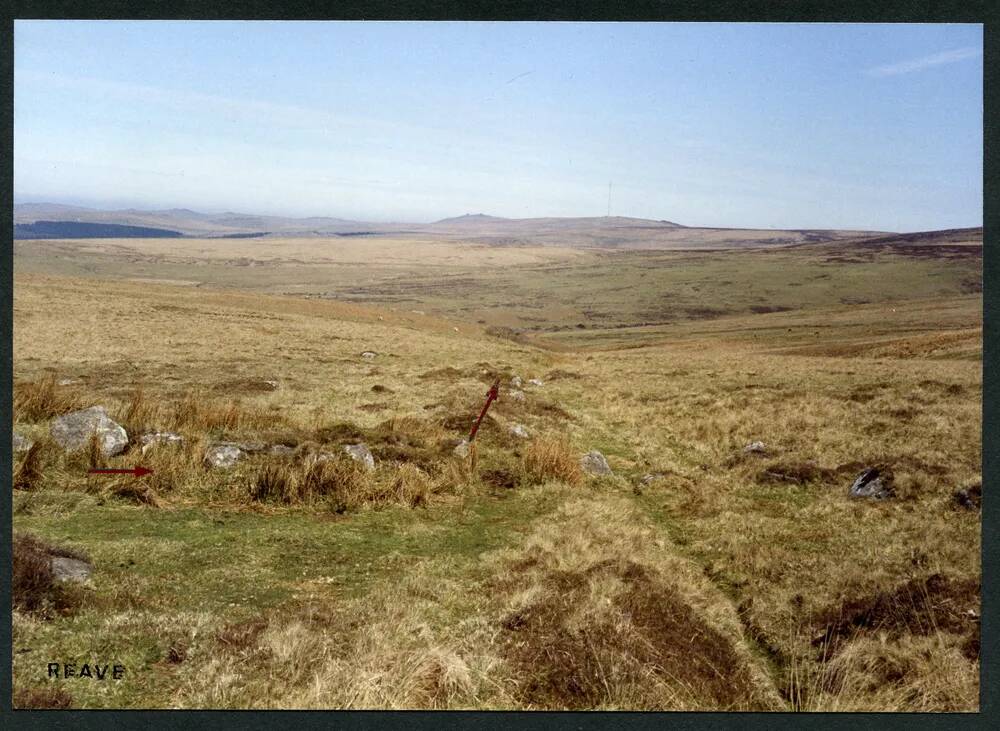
xmin=453 ymin=439 xmax=471 ymax=458
xmin=57 ymin=378 xmax=82 ymax=386
xmin=361 ymin=351 xmax=377 ymax=360
xmin=452 ymin=327 xmax=459 ymax=332
xmin=268 ymin=444 xmax=295 ymax=456
xmin=849 ymin=467 xmax=894 ymax=500
xmin=510 ymin=424 xmax=530 ymax=439
xmin=953 ymin=483 xmax=982 ymax=511
xmin=507 ymin=389 xmax=526 ymax=402
xmin=235 ymin=441 xmax=267 ymax=454
xmin=527 ymin=378 xmax=543 ymax=387
xmin=50 ymin=556 xmax=92 ymax=583
xmin=204 ymin=443 xmax=245 ymax=469
xmin=580 ymin=450 xmax=613 ymax=476
xmin=13 ymin=432 xmax=34 ymax=453
xmin=510 ymin=376 xmax=523 ymax=388
xmin=139 ymin=431 xmax=183 ymax=456
xmin=640 ymin=473 xmax=665 ymax=485
xmin=343 ymin=443 xmax=375 ymax=470
xmin=743 ymin=441 xmax=767 ymax=454
xmin=50 ymin=406 xmax=129 ymax=456
xmin=262 ymin=379 xmax=279 ymax=390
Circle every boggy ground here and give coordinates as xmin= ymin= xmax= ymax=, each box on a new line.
xmin=11 ymin=273 xmax=981 ymax=710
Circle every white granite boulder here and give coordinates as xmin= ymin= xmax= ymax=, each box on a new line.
xmin=580 ymin=450 xmax=613 ymax=476
xmin=51 ymin=406 xmax=128 ymax=456
xmin=343 ymin=443 xmax=375 ymax=470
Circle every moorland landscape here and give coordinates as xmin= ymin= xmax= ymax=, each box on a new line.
xmin=11 ymin=207 xmax=982 ymax=710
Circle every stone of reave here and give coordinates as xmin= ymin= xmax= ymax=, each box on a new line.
xmin=507 ymin=389 xmax=526 ymax=402
xmin=204 ymin=443 xmax=244 ymax=469
xmin=361 ymin=351 xmax=377 ymax=360
xmin=51 ymin=556 xmax=93 ymax=584
xmin=953 ymin=483 xmax=982 ymax=511
xmin=13 ymin=432 xmax=34 ymax=453
xmin=50 ymin=406 xmax=128 ymax=456
xmin=510 ymin=375 xmax=523 ymax=388
xmin=743 ymin=441 xmax=767 ymax=454
xmin=510 ymin=424 xmax=530 ymax=439
xmin=849 ymin=467 xmax=894 ymax=500
xmin=527 ymin=378 xmax=543 ymax=387
xmin=343 ymin=443 xmax=375 ymax=470
xmin=580 ymin=450 xmax=613 ymax=476
xmin=453 ymin=439 xmax=471 ymax=458
xmin=140 ymin=432 xmax=183 ymax=455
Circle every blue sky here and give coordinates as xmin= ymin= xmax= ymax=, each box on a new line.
xmin=14 ymin=21 xmax=982 ymax=230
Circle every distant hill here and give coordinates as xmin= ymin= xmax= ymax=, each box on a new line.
xmin=14 ymin=202 xmax=893 ymax=249
xmin=434 ymin=213 xmax=510 ymax=224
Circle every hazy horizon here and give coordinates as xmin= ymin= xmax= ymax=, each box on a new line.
xmin=15 ymin=21 xmax=983 ymax=231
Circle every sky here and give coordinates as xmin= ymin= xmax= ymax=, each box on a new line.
xmin=14 ymin=21 xmax=983 ymax=231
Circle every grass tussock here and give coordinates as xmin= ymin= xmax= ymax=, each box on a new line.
xmin=13 ymin=532 xmax=88 ymax=616
xmin=521 ymin=436 xmax=583 ymax=486
xmin=119 ymin=387 xmax=164 ymax=435
xmin=14 ymin=442 xmax=46 ymax=491
xmin=248 ymin=456 xmax=366 ymax=507
xmin=173 ymin=391 xmax=277 ymax=433
xmin=384 ymin=463 xmax=434 ymax=508
xmin=808 ymin=573 xmax=980 ymax=661
xmin=803 ymin=635 xmax=978 ymax=711
xmin=14 ymin=375 xmax=86 ymax=422
xmin=247 ymin=454 xmax=439 ymax=510
xmin=492 ymin=496 xmax=780 ymax=710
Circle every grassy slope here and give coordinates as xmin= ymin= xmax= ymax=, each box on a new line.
xmin=11 ymin=251 xmax=982 ymax=710
xmin=13 ymin=236 xmax=981 ymax=344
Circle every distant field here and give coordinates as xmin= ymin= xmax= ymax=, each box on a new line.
xmin=14 ymin=230 xmax=982 ymax=348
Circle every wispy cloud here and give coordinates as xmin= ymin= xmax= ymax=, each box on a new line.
xmin=866 ymin=46 xmax=981 ymax=77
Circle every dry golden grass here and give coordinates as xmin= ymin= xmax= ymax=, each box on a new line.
xmin=487 ymin=495 xmax=782 ymax=710
xmin=175 ymin=493 xmax=784 ymax=710
xmin=521 ymin=436 xmax=583 ymax=486
xmin=248 ymin=456 xmax=366 ymax=507
xmin=14 ymin=374 xmax=86 ymax=421
xmin=11 ymin=271 xmax=981 ymax=711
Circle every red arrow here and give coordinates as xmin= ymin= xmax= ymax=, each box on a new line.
xmin=87 ymin=467 xmax=153 ymax=477
xmin=468 ymin=379 xmax=501 ymax=443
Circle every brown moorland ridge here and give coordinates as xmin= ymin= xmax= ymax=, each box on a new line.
xmin=14 ymin=203 xmax=888 ymax=249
